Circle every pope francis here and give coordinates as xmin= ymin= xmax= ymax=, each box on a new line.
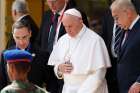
xmin=48 ymin=8 xmax=111 ymax=93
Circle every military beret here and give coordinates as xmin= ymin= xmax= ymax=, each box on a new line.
xmin=3 ymin=49 xmax=32 ymax=63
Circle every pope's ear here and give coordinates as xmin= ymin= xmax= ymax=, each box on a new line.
xmin=29 ymin=31 xmax=32 ymax=37
xmin=79 ymin=18 xmax=83 ymax=24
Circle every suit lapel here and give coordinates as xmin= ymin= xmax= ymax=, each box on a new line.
xmin=121 ymin=30 xmax=130 ymax=50
xmin=119 ymin=30 xmax=131 ymax=58
xmin=119 ymin=18 xmax=140 ymax=61
xmin=58 ymin=24 xmax=66 ymax=40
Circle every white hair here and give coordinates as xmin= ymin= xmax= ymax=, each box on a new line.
xmin=64 ymin=8 xmax=82 ymax=18
xmin=110 ymin=0 xmax=136 ymax=12
xmin=12 ymin=0 xmax=29 ymax=14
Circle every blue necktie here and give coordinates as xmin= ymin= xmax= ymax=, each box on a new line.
xmin=47 ymin=13 xmax=60 ymax=53
xmin=114 ymin=25 xmax=122 ymax=56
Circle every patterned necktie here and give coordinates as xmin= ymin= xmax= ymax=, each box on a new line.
xmin=114 ymin=25 xmax=122 ymax=56
xmin=121 ymin=30 xmax=130 ymax=46
xmin=47 ymin=13 xmax=60 ymax=53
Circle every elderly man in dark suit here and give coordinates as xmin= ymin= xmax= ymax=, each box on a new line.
xmin=36 ymin=0 xmax=89 ymax=93
xmin=111 ymin=0 xmax=140 ymax=93
xmin=6 ymin=0 xmax=39 ymax=49
xmin=101 ymin=0 xmax=140 ymax=93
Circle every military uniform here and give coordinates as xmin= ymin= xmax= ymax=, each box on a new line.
xmin=1 ymin=49 xmax=48 ymax=93
xmin=0 ymin=45 xmax=49 ymax=89
xmin=1 ymin=80 xmax=48 ymax=93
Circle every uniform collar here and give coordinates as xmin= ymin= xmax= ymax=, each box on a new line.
xmin=12 ymin=80 xmax=30 ymax=89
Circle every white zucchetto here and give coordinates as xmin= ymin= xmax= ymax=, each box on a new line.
xmin=64 ymin=8 xmax=82 ymax=18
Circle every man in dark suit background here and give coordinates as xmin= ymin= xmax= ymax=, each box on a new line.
xmin=36 ymin=0 xmax=89 ymax=93
xmin=111 ymin=0 xmax=140 ymax=93
xmin=6 ymin=0 xmax=39 ymax=49
xmin=102 ymin=9 xmax=119 ymax=93
xmin=101 ymin=0 xmax=140 ymax=93
xmin=0 ymin=20 xmax=48 ymax=90
xmin=37 ymin=0 xmax=88 ymax=53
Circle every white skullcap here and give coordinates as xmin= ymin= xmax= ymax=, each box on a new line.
xmin=64 ymin=8 xmax=82 ymax=18
xmin=47 ymin=0 xmax=57 ymax=1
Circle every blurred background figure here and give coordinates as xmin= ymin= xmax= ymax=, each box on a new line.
xmin=6 ymin=0 xmax=39 ymax=49
xmin=0 ymin=21 xmax=48 ymax=90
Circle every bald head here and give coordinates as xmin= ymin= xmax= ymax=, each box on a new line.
xmin=111 ymin=0 xmax=136 ymax=12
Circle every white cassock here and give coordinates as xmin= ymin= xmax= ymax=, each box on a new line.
xmin=48 ymin=25 xmax=111 ymax=93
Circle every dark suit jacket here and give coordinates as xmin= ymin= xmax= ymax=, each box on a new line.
xmin=117 ymin=18 xmax=140 ymax=93
xmin=0 ymin=45 xmax=49 ymax=90
xmin=102 ymin=9 xmax=114 ymax=56
xmin=6 ymin=15 xmax=39 ymax=49
xmin=0 ymin=53 xmax=8 ymax=90
xmin=101 ymin=9 xmax=119 ymax=93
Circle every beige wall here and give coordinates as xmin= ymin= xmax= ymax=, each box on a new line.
xmin=0 ymin=0 xmax=6 ymax=53
xmin=27 ymin=0 xmax=43 ymax=27
xmin=5 ymin=0 xmax=13 ymax=49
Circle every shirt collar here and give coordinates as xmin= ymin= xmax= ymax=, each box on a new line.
xmin=129 ymin=15 xmax=140 ymax=30
xmin=17 ymin=14 xmax=29 ymax=22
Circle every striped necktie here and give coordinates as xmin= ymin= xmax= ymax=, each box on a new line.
xmin=47 ymin=13 xmax=60 ymax=53
xmin=114 ymin=25 xmax=122 ymax=56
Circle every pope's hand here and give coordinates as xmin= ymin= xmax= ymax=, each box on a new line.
xmin=58 ymin=63 xmax=73 ymax=74
xmin=128 ymin=82 xmax=140 ymax=93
